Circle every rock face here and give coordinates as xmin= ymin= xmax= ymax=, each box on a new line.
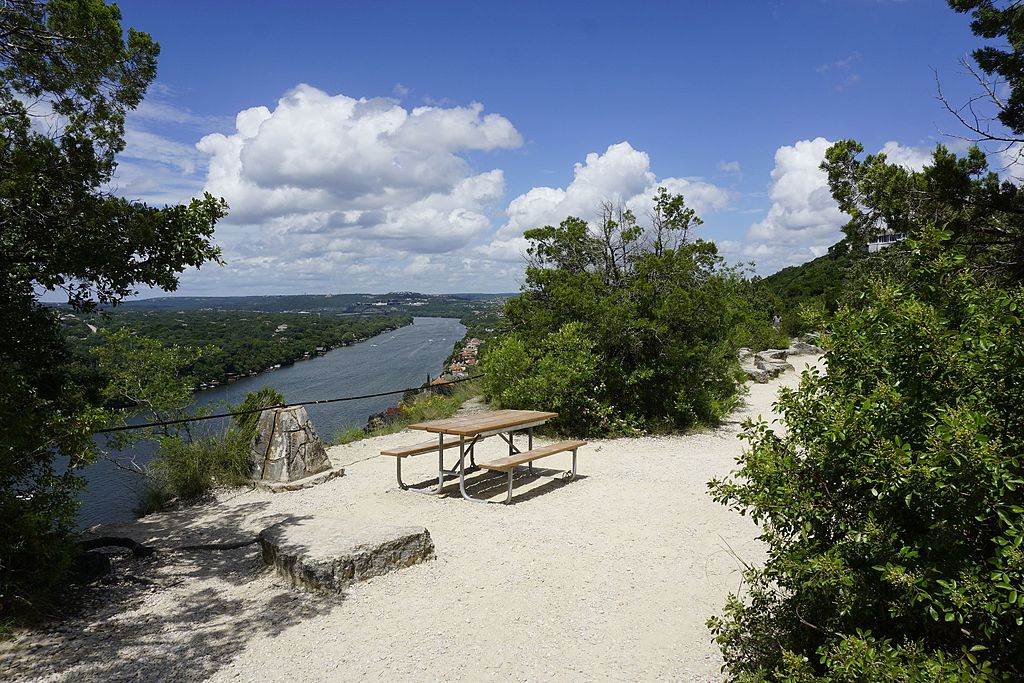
xmin=250 ymin=406 xmax=331 ymax=483
xmin=755 ymin=353 xmax=794 ymax=381
xmin=258 ymin=518 xmax=435 ymax=592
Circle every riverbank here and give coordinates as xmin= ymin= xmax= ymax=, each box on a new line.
xmin=1 ymin=357 xmax=820 ymax=682
xmin=76 ymin=317 xmax=466 ymax=528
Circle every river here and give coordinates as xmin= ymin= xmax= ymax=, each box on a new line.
xmin=76 ymin=316 xmax=466 ymax=528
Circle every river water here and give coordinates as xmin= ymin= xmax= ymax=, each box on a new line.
xmin=77 ymin=316 xmax=466 ymax=528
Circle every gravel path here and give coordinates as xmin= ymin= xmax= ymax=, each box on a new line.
xmin=0 ymin=359 xmax=818 ymax=682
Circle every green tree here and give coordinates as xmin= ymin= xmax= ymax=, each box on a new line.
xmin=484 ymin=191 xmax=779 ymax=436
xmin=0 ymin=0 xmax=224 ymax=620
xmin=709 ymin=228 xmax=1024 ymax=681
xmin=823 ymin=140 xmax=1024 ymax=281
xmin=947 ymin=1 xmax=1024 ymax=142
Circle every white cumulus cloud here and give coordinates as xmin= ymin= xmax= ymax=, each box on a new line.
xmin=479 ymin=141 xmax=732 ymax=263
xmin=735 ymin=138 xmax=943 ymax=274
xmin=190 ymin=84 xmax=522 ymax=292
xmin=879 ymin=141 xmax=932 ymax=171
xmin=736 ymin=137 xmax=846 ymax=273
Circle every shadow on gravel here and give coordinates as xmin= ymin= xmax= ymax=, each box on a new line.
xmin=1 ymin=502 xmax=342 ymax=682
xmin=404 ymin=467 xmax=589 ymax=505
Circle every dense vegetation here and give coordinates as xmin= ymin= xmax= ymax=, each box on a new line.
xmin=0 ymin=0 xmax=224 ymax=623
xmin=64 ymin=310 xmax=412 ymax=387
xmin=757 ymin=246 xmax=868 ymax=336
xmin=483 ymin=190 xmax=784 ymax=437
xmin=710 ymin=65 xmax=1024 ymax=683
xmin=711 ymin=227 xmax=1024 ymax=680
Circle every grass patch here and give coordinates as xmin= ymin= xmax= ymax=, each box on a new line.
xmin=333 ymin=379 xmax=481 ymax=445
xmin=135 ymin=429 xmax=253 ymax=516
xmin=134 ymin=388 xmax=283 ymax=516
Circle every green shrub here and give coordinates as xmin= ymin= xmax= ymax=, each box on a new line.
xmin=708 ymin=229 xmax=1024 ymax=680
xmin=484 ymin=191 xmax=763 ymax=436
xmin=230 ymin=387 xmax=285 ymax=436
xmin=333 ymin=380 xmax=482 ymax=445
xmin=484 ymin=323 xmax=630 ymax=436
xmin=128 ymin=387 xmax=284 ymax=515
xmin=143 ymin=429 xmax=252 ymax=506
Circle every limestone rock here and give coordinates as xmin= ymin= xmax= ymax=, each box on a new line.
xmin=755 ymin=349 xmax=790 ymax=364
xmin=258 ymin=518 xmax=435 ymax=592
xmin=787 ymin=340 xmax=824 ymax=355
xmin=250 ymin=406 xmax=331 ymax=483
xmin=743 ymin=366 xmax=771 ymax=383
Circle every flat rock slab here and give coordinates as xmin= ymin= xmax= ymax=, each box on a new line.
xmin=254 ymin=467 xmax=344 ymax=493
xmin=258 ymin=518 xmax=434 ymax=592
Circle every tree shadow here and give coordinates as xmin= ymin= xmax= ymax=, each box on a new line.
xmin=1 ymin=505 xmax=344 ymax=682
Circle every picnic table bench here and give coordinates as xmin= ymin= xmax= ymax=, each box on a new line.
xmin=380 ymin=435 xmax=486 ymax=492
xmin=380 ymin=410 xmax=586 ymax=503
xmin=476 ymin=439 xmax=586 ymax=503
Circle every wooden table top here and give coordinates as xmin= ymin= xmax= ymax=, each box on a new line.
xmin=407 ymin=409 xmax=557 ymax=436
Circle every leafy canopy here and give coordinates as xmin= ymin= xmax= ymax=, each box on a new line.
xmin=484 ymin=189 xmax=781 ymax=436
xmin=823 ymin=140 xmax=1024 ymax=281
xmin=0 ymin=0 xmax=224 ymax=620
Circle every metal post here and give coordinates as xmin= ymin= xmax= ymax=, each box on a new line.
xmin=437 ymin=432 xmax=445 ymax=490
xmin=527 ymin=427 xmax=534 ymax=473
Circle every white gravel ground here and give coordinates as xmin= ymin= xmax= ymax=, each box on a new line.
xmin=0 ymin=358 xmax=819 ymax=683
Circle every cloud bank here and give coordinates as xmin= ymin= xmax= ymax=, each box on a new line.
xmin=481 ymin=141 xmax=732 ymax=263
xmin=731 ymin=138 xmax=935 ymax=274
xmin=189 ymin=84 xmax=522 ymax=291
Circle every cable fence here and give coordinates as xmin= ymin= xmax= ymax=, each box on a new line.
xmin=92 ymin=373 xmax=484 ymax=434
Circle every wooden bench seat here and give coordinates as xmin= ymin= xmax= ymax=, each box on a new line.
xmin=476 ymin=440 xmax=587 ymax=471
xmin=475 ymin=440 xmax=586 ymax=504
xmin=383 ymin=435 xmax=487 ymax=495
xmin=380 ymin=436 xmax=476 ymax=457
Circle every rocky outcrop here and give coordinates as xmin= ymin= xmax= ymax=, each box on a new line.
xmin=755 ymin=350 xmax=794 ymax=380
xmin=787 ymin=340 xmax=824 ymax=355
xmin=258 ymin=518 xmax=435 ymax=592
xmin=250 ymin=406 xmax=332 ymax=484
xmin=739 ymin=338 xmax=823 ymax=383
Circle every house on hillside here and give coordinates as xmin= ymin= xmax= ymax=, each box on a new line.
xmin=868 ymin=231 xmax=906 ymax=252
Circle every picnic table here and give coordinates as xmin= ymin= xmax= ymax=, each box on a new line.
xmin=380 ymin=409 xmax=585 ymax=504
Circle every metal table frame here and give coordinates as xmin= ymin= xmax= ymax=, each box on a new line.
xmin=405 ymin=410 xmax=558 ymax=503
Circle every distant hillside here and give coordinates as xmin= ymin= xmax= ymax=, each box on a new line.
xmin=56 ymin=292 xmax=512 ymax=390
xmin=761 ymin=250 xmax=863 ymax=314
xmin=91 ymin=291 xmax=515 ymax=315
xmin=62 ymin=311 xmax=413 ymax=389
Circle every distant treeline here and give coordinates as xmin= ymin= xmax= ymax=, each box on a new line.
xmin=758 ymin=244 xmax=870 ymax=335
xmin=62 ymin=311 xmax=413 ymax=389
xmin=103 ymin=291 xmax=511 ymax=316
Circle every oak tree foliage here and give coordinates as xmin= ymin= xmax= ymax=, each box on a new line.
xmin=1 ymin=0 xmax=224 ymax=619
xmin=484 ymin=189 xmax=782 ymax=436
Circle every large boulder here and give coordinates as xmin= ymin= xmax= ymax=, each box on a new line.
xmin=250 ymin=406 xmax=331 ymax=484
xmin=259 ymin=518 xmax=435 ymax=592
xmin=741 ymin=348 xmax=792 ymax=382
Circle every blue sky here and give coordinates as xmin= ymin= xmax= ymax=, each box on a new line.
xmin=104 ymin=0 xmax=991 ymax=295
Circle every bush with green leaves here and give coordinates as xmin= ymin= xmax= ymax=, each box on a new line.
xmin=483 ymin=322 xmax=631 ymax=436
xmin=483 ymin=189 xmax=773 ymax=436
xmin=0 ymin=0 xmax=224 ymax=622
xmin=95 ymin=331 xmax=285 ymax=512
xmin=708 ymin=228 xmax=1024 ymax=681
